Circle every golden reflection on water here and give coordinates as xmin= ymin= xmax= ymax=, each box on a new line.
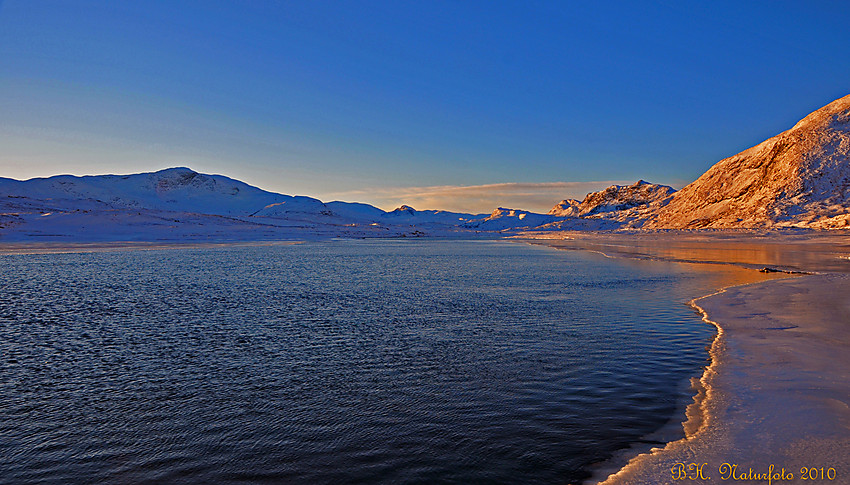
xmin=525 ymin=232 xmax=850 ymax=274
xmin=554 ymin=245 xmax=792 ymax=296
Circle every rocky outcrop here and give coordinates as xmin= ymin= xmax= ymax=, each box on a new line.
xmin=548 ymin=198 xmax=582 ymax=217
xmin=572 ymin=180 xmax=675 ymax=217
xmin=545 ymin=180 xmax=675 ymax=228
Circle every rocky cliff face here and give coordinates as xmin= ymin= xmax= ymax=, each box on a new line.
xmin=646 ymin=94 xmax=850 ymax=229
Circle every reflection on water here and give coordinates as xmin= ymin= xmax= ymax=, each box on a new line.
xmin=0 ymin=240 xmax=779 ymax=484
xmin=528 ymin=232 xmax=850 ymax=274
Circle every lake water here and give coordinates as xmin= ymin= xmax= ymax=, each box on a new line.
xmin=0 ymin=240 xmax=758 ymax=483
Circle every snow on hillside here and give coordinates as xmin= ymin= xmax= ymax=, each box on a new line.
xmin=547 ymin=180 xmax=673 ymax=221
xmin=548 ymin=199 xmax=582 ymax=217
xmin=0 ymin=167 xmax=289 ymax=216
xmin=538 ymin=181 xmax=676 ymax=229
xmin=463 ymin=208 xmax=562 ymax=231
xmin=380 ymin=205 xmax=484 ymax=225
xmin=0 ymin=168 xmax=544 ymax=242
xmin=573 ymin=180 xmax=675 ymax=217
xmin=539 ymin=94 xmax=850 ymax=231
xmin=324 ymin=201 xmax=387 ymax=222
xmin=250 ymin=197 xmax=334 ymax=219
xmin=0 ymin=168 xmax=391 ymax=242
xmin=645 ymin=94 xmax=850 ymax=229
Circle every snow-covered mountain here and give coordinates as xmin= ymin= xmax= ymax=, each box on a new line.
xmin=574 ymin=180 xmax=674 ymax=217
xmin=529 ymin=180 xmax=676 ymax=231
xmin=380 ymin=205 xmax=485 ymax=225
xmin=540 ymin=94 xmax=850 ymax=231
xmin=0 ymin=167 xmax=408 ymax=241
xmin=0 ymin=167 xmax=286 ymax=216
xmin=463 ymin=207 xmax=562 ymax=231
xmin=548 ymin=180 xmax=675 ymax=224
xmin=645 ymin=94 xmax=850 ymax=229
xmin=548 ymin=199 xmax=582 ymax=217
xmin=0 ymin=168 xmax=521 ymax=241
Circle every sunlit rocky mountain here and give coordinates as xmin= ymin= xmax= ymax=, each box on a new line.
xmin=645 ymin=94 xmax=850 ymax=229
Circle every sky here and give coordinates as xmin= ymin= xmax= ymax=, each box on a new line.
xmin=1 ymin=1 xmax=849 ymax=213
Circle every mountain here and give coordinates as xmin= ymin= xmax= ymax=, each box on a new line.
xmin=0 ymin=168 xmax=518 ymax=242
xmin=549 ymin=180 xmax=675 ymax=222
xmin=535 ymin=180 xmax=676 ymax=231
xmin=548 ymin=199 xmax=582 ymax=217
xmin=380 ymin=205 xmax=484 ymax=225
xmin=645 ymin=94 xmax=850 ymax=229
xmin=0 ymin=168 xmax=390 ymax=241
xmin=0 ymin=167 xmax=286 ymax=216
xmin=463 ymin=207 xmax=561 ymax=231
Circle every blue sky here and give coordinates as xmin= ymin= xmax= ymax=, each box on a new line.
xmin=1 ymin=1 xmax=849 ymax=212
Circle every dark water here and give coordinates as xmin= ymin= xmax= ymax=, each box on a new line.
xmin=1 ymin=240 xmax=729 ymax=484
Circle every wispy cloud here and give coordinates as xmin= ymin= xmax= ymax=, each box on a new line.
xmin=324 ymin=181 xmax=631 ymax=214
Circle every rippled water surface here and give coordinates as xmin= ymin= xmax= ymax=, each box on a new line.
xmin=1 ymin=240 xmax=751 ymax=483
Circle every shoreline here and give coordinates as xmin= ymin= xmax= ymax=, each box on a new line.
xmin=580 ymin=281 xmax=769 ymax=485
xmin=522 ymin=233 xmax=850 ymax=484
xmin=588 ymin=278 xmax=791 ymax=484
xmin=594 ymin=274 xmax=850 ymax=484
xmin=519 ymin=237 xmax=790 ymax=483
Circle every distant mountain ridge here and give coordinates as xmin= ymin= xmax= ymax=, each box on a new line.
xmin=0 ymin=167 xmax=499 ymax=241
xmin=0 ymin=167 xmax=290 ymax=216
xmin=3 ymin=94 xmax=850 ymax=242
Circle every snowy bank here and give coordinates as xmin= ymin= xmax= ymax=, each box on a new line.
xmin=597 ymin=274 xmax=850 ymax=484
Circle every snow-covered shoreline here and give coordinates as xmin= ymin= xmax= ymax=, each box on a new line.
xmin=595 ymin=274 xmax=850 ymax=484
xmin=524 ymin=233 xmax=850 ymax=484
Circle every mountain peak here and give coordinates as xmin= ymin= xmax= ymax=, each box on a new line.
xmin=155 ymin=166 xmax=196 ymax=174
xmin=789 ymin=93 xmax=850 ymax=133
xmin=388 ymin=205 xmax=416 ymax=214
